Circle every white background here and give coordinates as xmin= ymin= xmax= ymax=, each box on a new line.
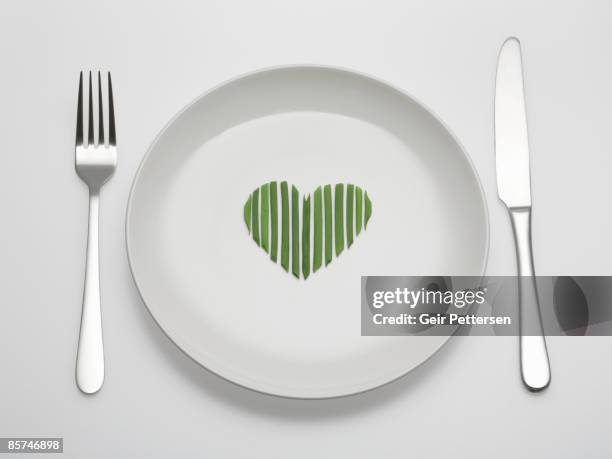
xmin=1 ymin=0 xmax=611 ymax=457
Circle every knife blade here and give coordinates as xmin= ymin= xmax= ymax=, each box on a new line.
xmin=494 ymin=37 xmax=551 ymax=392
xmin=495 ymin=37 xmax=531 ymax=208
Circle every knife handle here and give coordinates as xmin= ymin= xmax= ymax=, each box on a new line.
xmin=508 ymin=207 xmax=551 ymax=391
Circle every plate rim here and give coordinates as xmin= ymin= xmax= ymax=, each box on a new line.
xmin=125 ymin=64 xmax=491 ymax=399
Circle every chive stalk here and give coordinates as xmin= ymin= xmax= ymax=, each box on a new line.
xmin=346 ymin=184 xmax=354 ymax=247
xmin=313 ymin=187 xmax=323 ymax=272
xmin=280 ymin=182 xmax=289 ymax=271
xmin=291 ymin=185 xmax=300 ymax=278
xmin=334 ymin=184 xmax=344 ymax=256
xmin=302 ymin=196 xmax=311 ymax=279
xmin=324 ymin=185 xmax=333 ymax=265
xmin=269 ymin=181 xmax=278 ymax=262
xmin=260 ymin=183 xmax=270 ymax=253
xmin=355 ymin=186 xmax=363 ymax=235
xmin=252 ymin=188 xmax=260 ymax=246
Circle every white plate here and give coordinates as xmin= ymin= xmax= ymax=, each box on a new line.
xmin=127 ymin=66 xmax=489 ymax=398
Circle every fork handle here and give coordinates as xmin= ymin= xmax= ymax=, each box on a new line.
xmin=508 ymin=207 xmax=551 ymax=391
xmin=76 ymin=192 xmax=104 ymax=394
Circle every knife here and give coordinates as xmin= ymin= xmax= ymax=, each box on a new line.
xmin=495 ymin=37 xmax=551 ymax=391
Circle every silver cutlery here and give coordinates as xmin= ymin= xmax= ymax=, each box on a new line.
xmin=495 ymin=38 xmax=551 ymax=391
xmin=75 ymin=71 xmax=116 ymax=394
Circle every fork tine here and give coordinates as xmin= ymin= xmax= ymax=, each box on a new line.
xmin=108 ymin=73 xmax=116 ymax=146
xmin=97 ymin=71 xmax=104 ymax=146
xmin=76 ymin=72 xmax=84 ymax=146
xmin=87 ymin=71 xmax=94 ymax=146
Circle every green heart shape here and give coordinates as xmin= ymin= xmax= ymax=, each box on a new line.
xmin=244 ymin=181 xmax=372 ymax=279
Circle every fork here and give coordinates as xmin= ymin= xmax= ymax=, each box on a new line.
xmin=75 ymin=71 xmax=116 ymax=394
